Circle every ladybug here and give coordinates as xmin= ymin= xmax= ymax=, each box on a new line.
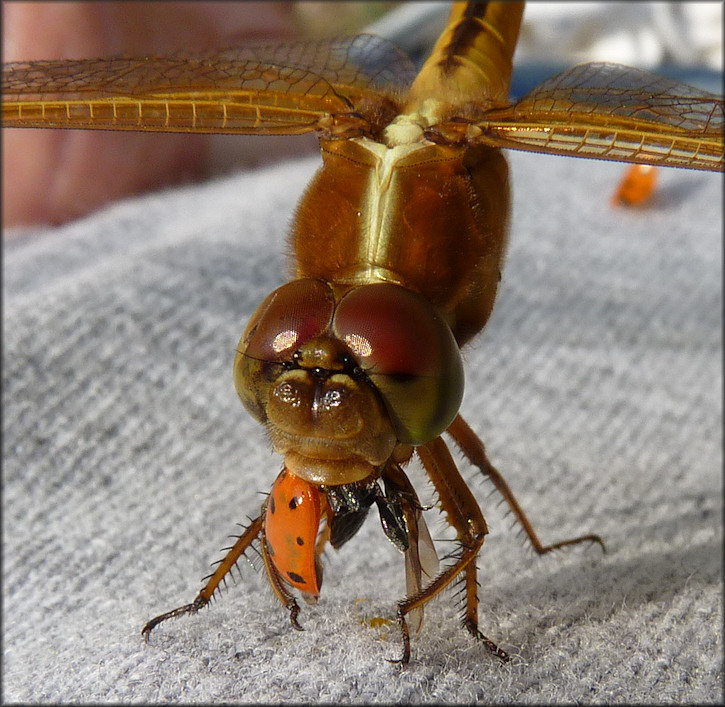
xmin=264 ymin=468 xmax=323 ymax=599
xmin=261 ymin=465 xmax=438 ymax=632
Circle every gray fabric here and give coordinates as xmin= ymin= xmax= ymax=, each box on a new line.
xmin=3 ymin=147 xmax=722 ymax=703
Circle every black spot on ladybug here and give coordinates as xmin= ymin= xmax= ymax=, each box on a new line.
xmin=269 ymin=496 xmax=276 ymax=514
xmin=289 ymin=496 xmax=301 ymax=510
xmin=287 ymin=571 xmax=305 ymax=584
xmin=296 ymin=536 xmax=304 ymax=546
xmin=268 ymin=543 xmax=275 ymax=557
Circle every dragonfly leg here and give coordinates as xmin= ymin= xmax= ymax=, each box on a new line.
xmin=389 ymin=436 xmax=507 ymax=666
xmin=460 ymin=562 xmax=509 ymax=661
xmin=447 ymin=415 xmax=605 ymax=554
xmin=142 ymin=514 xmax=264 ymax=640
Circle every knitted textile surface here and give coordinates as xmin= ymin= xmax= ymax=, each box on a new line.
xmin=3 ymin=148 xmax=722 ymax=703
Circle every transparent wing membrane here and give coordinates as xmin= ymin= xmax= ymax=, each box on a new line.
xmin=213 ymin=34 xmax=417 ymax=92
xmin=3 ymin=42 xmax=722 ymax=170
xmin=1 ymin=35 xmax=416 ymax=135
xmin=471 ymin=63 xmax=723 ymax=170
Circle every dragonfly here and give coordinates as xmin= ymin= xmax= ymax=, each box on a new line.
xmin=3 ymin=1 xmax=722 ymax=665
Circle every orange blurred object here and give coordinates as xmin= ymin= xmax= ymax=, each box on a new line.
xmin=612 ymin=163 xmax=659 ymax=207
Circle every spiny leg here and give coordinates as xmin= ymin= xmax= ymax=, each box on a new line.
xmin=391 ymin=437 xmax=507 ymax=665
xmin=447 ymin=415 xmax=605 ymax=554
xmin=459 ymin=558 xmax=507 ymax=660
xmin=142 ymin=515 xmax=264 ymax=640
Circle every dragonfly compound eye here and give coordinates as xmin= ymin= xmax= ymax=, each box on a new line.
xmin=333 ymin=282 xmax=464 ymax=445
xmin=234 ymin=279 xmax=335 ymax=423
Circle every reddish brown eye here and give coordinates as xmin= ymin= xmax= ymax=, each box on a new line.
xmin=234 ymin=279 xmax=335 ymax=422
xmin=240 ymin=279 xmax=335 ymax=362
xmin=333 ymin=283 xmax=464 ymax=445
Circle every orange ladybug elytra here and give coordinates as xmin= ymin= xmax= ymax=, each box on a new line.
xmin=265 ymin=468 xmax=323 ymax=598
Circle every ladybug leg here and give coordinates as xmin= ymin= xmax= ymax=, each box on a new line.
xmin=390 ymin=437 xmax=508 ymax=665
xmin=142 ymin=515 xmax=264 ymax=640
xmin=447 ymin=415 xmax=605 ymax=554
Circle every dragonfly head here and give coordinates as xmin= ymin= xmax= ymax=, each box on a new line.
xmin=234 ymin=279 xmax=464 ymax=486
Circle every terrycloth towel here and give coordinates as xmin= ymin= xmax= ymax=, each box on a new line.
xmin=3 ymin=145 xmax=722 ymax=702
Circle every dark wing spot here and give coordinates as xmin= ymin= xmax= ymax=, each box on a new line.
xmin=296 ymin=536 xmax=304 ymax=546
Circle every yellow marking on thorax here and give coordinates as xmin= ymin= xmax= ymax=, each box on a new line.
xmin=350 ymin=136 xmax=429 ymax=284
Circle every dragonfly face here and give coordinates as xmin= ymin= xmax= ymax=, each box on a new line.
xmin=235 ymin=279 xmax=464 ymax=484
xmin=2 ymin=1 xmax=722 ymax=664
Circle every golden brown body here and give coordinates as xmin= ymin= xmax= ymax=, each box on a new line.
xmin=293 ymin=138 xmax=509 ymax=346
xmin=293 ymin=3 xmax=526 ymax=345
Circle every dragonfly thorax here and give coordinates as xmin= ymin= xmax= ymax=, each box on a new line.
xmin=383 ymin=98 xmax=444 ymax=147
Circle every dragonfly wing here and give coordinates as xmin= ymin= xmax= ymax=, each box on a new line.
xmin=214 ymin=34 xmax=417 ymax=92
xmin=1 ymin=35 xmax=416 ymax=136
xmin=469 ymin=62 xmax=723 ymax=171
xmin=404 ymin=508 xmax=439 ymax=636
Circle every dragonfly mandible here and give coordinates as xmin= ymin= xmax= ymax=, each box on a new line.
xmin=3 ymin=1 xmax=722 ymax=665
